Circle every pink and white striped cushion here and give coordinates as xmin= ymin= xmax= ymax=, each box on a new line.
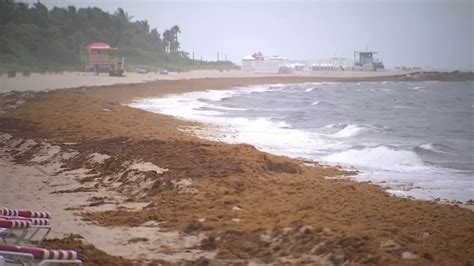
xmin=29 ymin=218 xmax=50 ymax=226
xmin=0 ymin=216 xmax=50 ymax=226
xmin=0 ymin=244 xmax=78 ymax=260
xmin=42 ymin=248 xmax=78 ymax=260
xmin=0 ymin=219 xmax=31 ymax=229
xmin=1 ymin=208 xmax=19 ymax=217
xmin=18 ymin=210 xmax=51 ymax=219
xmin=1 ymin=208 xmax=51 ymax=219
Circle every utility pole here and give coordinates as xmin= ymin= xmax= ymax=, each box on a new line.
xmin=225 ymin=54 xmax=227 ymax=61
xmin=217 ymin=52 xmax=219 ymax=62
xmin=192 ymin=52 xmax=194 ymax=64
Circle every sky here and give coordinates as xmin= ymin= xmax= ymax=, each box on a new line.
xmin=25 ymin=0 xmax=473 ymax=70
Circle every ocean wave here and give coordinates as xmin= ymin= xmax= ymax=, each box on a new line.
xmin=304 ymin=87 xmax=321 ymax=92
xmin=214 ymin=117 xmax=344 ymax=156
xmin=311 ymin=101 xmax=320 ymax=105
xmin=332 ymin=124 xmax=371 ymax=138
xmin=322 ymin=145 xmax=428 ymax=172
xmin=230 ymin=117 xmax=292 ymax=129
xmin=131 ymin=85 xmax=281 ymax=118
xmin=417 ymin=143 xmax=458 ymax=156
xmin=321 ymin=123 xmax=386 ymax=138
xmin=207 ymin=105 xmax=248 ymax=111
xmin=410 ymin=86 xmax=426 ymax=90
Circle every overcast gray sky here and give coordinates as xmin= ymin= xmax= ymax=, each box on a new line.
xmin=27 ymin=0 xmax=473 ymax=70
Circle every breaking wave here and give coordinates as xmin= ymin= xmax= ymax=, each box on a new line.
xmin=321 ymin=123 xmax=386 ymax=138
xmin=417 ymin=143 xmax=458 ymax=156
xmin=322 ymin=145 xmax=427 ymax=172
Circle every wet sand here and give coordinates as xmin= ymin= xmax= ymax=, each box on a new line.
xmin=0 ymin=74 xmax=473 ymax=265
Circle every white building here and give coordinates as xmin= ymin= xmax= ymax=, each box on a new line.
xmin=254 ymin=56 xmax=288 ymax=74
xmin=241 ymin=55 xmax=256 ymax=71
xmin=309 ymin=58 xmax=355 ymax=70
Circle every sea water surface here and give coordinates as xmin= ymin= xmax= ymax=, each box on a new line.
xmin=130 ymin=81 xmax=473 ymax=202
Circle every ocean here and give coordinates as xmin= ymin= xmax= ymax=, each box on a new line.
xmin=130 ymin=81 xmax=473 ymax=202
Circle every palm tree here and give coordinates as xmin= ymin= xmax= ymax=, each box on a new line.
xmin=137 ymin=20 xmax=150 ymax=33
xmin=162 ymin=29 xmax=172 ymax=54
xmin=114 ymin=8 xmax=133 ymax=22
xmin=170 ymin=25 xmax=180 ymax=53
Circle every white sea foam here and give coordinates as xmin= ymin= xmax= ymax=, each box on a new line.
xmin=311 ymin=101 xmax=320 ymax=106
xmin=214 ymin=117 xmax=346 ymax=157
xmin=322 ymin=145 xmax=428 ymax=172
xmin=205 ymin=104 xmax=247 ymax=111
xmin=304 ymin=87 xmax=315 ymax=92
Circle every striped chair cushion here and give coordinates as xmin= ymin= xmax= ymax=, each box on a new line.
xmin=0 ymin=219 xmax=31 ymax=229
xmin=0 ymin=216 xmax=50 ymax=226
xmin=0 ymin=244 xmax=78 ymax=260
xmin=1 ymin=208 xmax=51 ymax=219
xmin=29 ymin=218 xmax=50 ymax=226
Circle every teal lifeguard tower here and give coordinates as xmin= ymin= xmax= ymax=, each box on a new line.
xmin=354 ymin=51 xmax=377 ymax=66
xmin=354 ymin=51 xmax=384 ymax=70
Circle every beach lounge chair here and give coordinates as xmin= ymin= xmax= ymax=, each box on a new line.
xmin=0 ymin=219 xmax=31 ymax=245
xmin=0 ymin=217 xmax=51 ymax=246
xmin=1 ymin=208 xmax=52 ymax=246
xmin=0 ymin=244 xmax=82 ymax=265
xmin=1 ymin=208 xmax=51 ymax=219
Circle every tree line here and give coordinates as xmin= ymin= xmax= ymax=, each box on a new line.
xmin=0 ymin=0 xmax=233 ymax=73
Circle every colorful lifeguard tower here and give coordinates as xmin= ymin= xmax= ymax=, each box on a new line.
xmin=354 ymin=51 xmax=384 ymax=70
xmin=85 ymin=42 xmax=125 ymax=76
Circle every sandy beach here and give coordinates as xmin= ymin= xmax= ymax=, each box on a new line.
xmin=0 ymin=69 xmax=415 ymax=93
xmin=0 ymin=71 xmax=473 ymax=265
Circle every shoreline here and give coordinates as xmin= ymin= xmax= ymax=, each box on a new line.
xmin=1 ymin=74 xmax=473 ymax=264
xmin=130 ymin=84 xmax=474 ymax=208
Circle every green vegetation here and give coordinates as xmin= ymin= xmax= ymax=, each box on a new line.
xmin=0 ymin=0 xmax=236 ymax=73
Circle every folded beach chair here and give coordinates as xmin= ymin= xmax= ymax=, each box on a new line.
xmin=0 ymin=219 xmax=31 ymax=245
xmin=1 ymin=208 xmax=52 ymax=246
xmin=0 ymin=244 xmax=82 ymax=265
xmin=0 ymin=217 xmax=51 ymax=246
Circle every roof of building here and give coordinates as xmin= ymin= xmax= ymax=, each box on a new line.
xmin=268 ymin=55 xmax=287 ymax=60
xmin=242 ymin=55 xmax=256 ymax=60
xmin=354 ymin=51 xmax=378 ymax=54
xmin=86 ymin=42 xmax=118 ymax=50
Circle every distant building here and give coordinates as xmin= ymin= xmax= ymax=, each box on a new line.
xmin=254 ymin=55 xmax=288 ymax=73
xmin=241 ymin=49 xmax=384 ymax=73
xmin=241 ymin=53 xmax=290 ymax=73
xmin=309 ymin=58 xmax=355 ymax=71
xmin=241 ymin=55 xmax=256 ymax=71
xmin=252 ymin=52 xmax=264 ymax=61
